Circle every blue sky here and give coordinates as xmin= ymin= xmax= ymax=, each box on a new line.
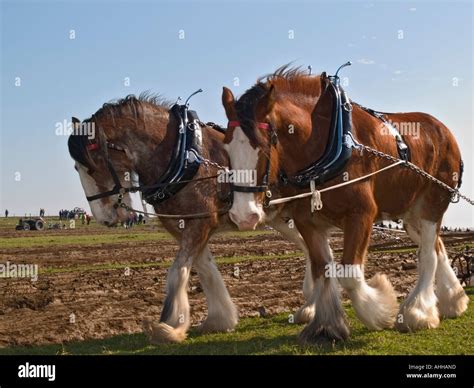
xmin=1 ymin=0 xmax=472 ymax=226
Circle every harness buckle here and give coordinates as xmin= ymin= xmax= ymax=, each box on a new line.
xmin=188 ymin=122 xmax=199 ymax=131
xmin=263 ymin=191 xmax=272 ymax=208
xmin=343 ymin=101 xmax=353 ymax=112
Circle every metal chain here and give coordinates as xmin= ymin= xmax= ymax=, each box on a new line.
xmin=116 ymin=140 xmax=473 ymax=220
xmin=197 ymin=155 xmax=229 ymax=172
xmin=116 ymin=156 xmax=232 ymax=219
xmin=357 ymin=143 xmax=474 ymax=206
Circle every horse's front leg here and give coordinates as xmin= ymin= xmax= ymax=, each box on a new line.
xmin=268 ymin=216 xmax=315 ymax=323
xmin=143 ymin=224 xmax=209 ymax=344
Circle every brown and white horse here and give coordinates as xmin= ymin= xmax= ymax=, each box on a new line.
xmin=222 ymin=67 xmax=469 ymax=344
xmin=68 ymin=94 xmax=316 ymax=344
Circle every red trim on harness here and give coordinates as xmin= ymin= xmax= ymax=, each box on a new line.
xmin=87 ymin=143 xmax=99 ymax=151
xmin=257 ymin=122 xmax=270 ymax=130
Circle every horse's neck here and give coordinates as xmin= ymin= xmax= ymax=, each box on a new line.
xmin=276 ymin=105 xmax=330 ymax=174
xmin=125 ymin=114 xmax=177 ymax=185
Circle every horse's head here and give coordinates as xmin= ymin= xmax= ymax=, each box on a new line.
xmin=221 ymin=83 xmax=280 ymax=230
xmin=68 ymin=116 xmax=135 ymax=226
xmin=222 ymin=67 xmax=324 ymax=230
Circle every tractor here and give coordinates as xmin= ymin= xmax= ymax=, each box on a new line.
xmin=15 ymin=218 xmax=45 ymax=231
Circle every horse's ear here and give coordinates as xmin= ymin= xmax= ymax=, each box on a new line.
xmin=257 ymin=84 xmax=276 ymax=116
xmin=72 ymin=117 xmax=81 ymax=131
xmin=222 ymin=87 xmax=237 ymax=120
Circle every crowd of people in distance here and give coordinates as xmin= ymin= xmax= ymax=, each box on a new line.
xmin=124 ymin=212 xmax=145 ymax=229
xmin=4 ymin=208 xmax=151 ymax=230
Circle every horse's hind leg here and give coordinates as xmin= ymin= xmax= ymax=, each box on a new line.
xmin=194 ymin=246 xmax=238 ymax=333
xmin=143 ymin=225 xmax=208 ymax=344
xmin=397 ymin=219 xmax=440 ymax=331
xmin=435 ymin=238 xmax=468 ymax=318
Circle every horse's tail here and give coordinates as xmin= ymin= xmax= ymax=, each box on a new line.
xmin=457 ymin=159 xmax=464 ymax=189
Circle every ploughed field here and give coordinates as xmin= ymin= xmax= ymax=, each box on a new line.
xmin=0 ymin=217 xmax=472 ymax=354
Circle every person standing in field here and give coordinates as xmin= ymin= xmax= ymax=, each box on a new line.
xmin=5 ymin=209 xmax=8 ymax=218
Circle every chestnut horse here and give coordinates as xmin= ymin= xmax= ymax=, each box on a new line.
xmin=68 ymin=94 xmax=316 ymax=343
xmin=222 ymin=67 xmax=469 ymax=344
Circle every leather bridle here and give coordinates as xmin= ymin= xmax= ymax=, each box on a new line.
xmin=227 ymin=121 xmax=278 ymax=206
xmin=83 ymin=141 xmax=134 ymax=207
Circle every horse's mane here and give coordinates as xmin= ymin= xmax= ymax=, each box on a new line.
xmin=68 ymin=92 xmax=172 ymax=168
xmin=235 ymin=64 xmax=321 ymax=148
xmin=96 ymin=91 xmax=173 ymax=121
xmin=259 ymin=64 xmax=321 ymax=99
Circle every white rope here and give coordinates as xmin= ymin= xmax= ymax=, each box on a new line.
xmin=310 ymin=180 xmax=323 ymax=212
xmin=268 ymin=160 xmax=405 ymax=208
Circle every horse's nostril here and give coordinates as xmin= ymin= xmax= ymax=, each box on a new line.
xmin=229 ymin=211 xmax=260 ymax=230
xmin=248 ymin=213 xmax=259 ymax=223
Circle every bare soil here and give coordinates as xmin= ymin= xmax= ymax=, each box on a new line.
xmin=0 ymin=225 xmax=471 ymax=347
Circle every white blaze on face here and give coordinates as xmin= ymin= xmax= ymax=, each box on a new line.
xmin=225 ymin=127 xmax=264 ymax=230
xmin=75 ymin=162 xmax=117 ymax=224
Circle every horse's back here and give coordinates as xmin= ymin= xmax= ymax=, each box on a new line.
xmin=352 ymin=109 xmax=462 ymax=220
xmin=384 ymin=111 xmax=462 ymax=177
